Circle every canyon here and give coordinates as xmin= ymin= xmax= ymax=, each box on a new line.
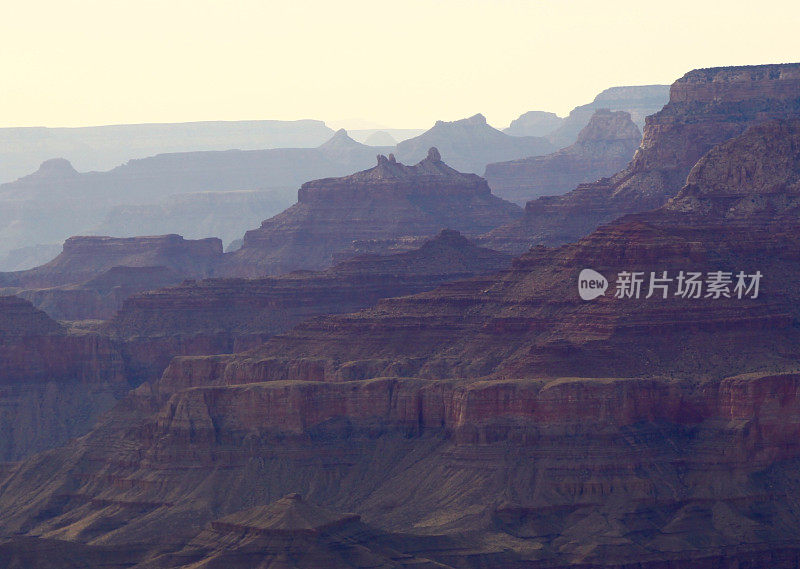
xmin=484 ymin=63 xmax=800 ymax=254
xmin=0 ymin=231 xmax=511 ymax=462
xmin=0 ymin=84 xmax=799 ymax=568
xmin=1 ymin=64 xmax=800 ymax=569
xmin=0 ymin=129 xmax=390 ymax=269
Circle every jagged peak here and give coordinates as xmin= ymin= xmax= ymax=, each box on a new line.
xmin=345 ymin=147 xmax=463 ymax=181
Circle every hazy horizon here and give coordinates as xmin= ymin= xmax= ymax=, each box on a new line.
xmin=1 ymin=0 xmax=798 ymax=130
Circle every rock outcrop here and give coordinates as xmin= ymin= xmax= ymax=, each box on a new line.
xmin=108 ymin=230 xmax=510 ymax=383
xmin=484 ymin=63 xmax=800 ymax=254
xmin=0 ymin=296 xmax=126 ymax=461
xmin=485 ymin=109 xmax=642 ymax=204
xmin=223 ymin=149 xmax=521 ymax=275
xmin=3 ymin=118 xmax=800 ymax=568
xmin=393 ymin=114 xmax=556 ymax=173
xmin=0 ymin=129 xmax=388 ymax=264
xmin=2 ymin=234 xmax=223 ymax=289
xmin=503 ymin=85 xmax=669 ymax=143
xmin=87 ymin=189 xmax=297 ymax=254
xmin=14 ymin=266 xmax=185 ymax=321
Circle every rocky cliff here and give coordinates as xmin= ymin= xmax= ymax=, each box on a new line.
xmin=108 ymin=230 xmax=510 ymax=383
xmin=486 ymin=109 xmax=642 ymax=204
xmin=504 ymin=85 xmax=669 ymax=143
xmin=13 ymin=266 xmax=185 ymax=321
xmin=0 ymin=296 xmax=126 ymax=461
xmin=0 ymin=129 xmax=389 ymax=266
xmin=3 ymin=118 xmax=800 ymax=567
xmin=484 ymin=63 xmax=800 ymax=254
xmin=223 ymin=149 xmax=521 ymax=275
xmin=545 ymin=84 xmax=670 ymax=147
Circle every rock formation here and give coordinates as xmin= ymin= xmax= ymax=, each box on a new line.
xmin=0 ymin=130 xmax=388 ymax=265
xmin=545 ymin=84 xmax=670 ymax=146
xmin=485 ymin=109 xmax=642 ymax=204
xmin=140 ymin=495 xmax=452 ymax=569
xmin=3 ymin=118 xmax=800 ymax=567
xmin=484 ymin=63 xmax=800 ymax=254
xmin=223 ymin=149 xmax=521 ymax=275
xmin=13 ymin=266 xmax=185 ymax=321
xmin=1 ymin=234 xmax=223 ymax=289
xmin=0 ymin=296 xmax=126 ymax=461
xmin=363 ymin=130 xmax=398 ymax=146
xmin=393 ymin=114 xmax=556 ymax=173
xmin=503 ymin=85 xmax=669 ymax=143
xmin=108 ymin=230 xmax=510 ymax=383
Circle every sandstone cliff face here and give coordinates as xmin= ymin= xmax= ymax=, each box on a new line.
xmin=393 ymin=114 xmax=556 ymax=173
xmin=485 ymin=109 xmax=642 ymax=204
xmin=14 ymin=266 xmax=185 ymax=321
xmin=3 ymin=119 xmax=800 ymax=568
xmin=108 ymin=230 xmax=510 ymax=384
xmin=484 ymin=63 xmax=800 ymax=254
xmin=223 ymin=149 xmax=521 ymax=276
xmin=249 ymin=118 xmax=800 ymax=382
xmin=0 ymin=296 xmax=126 ymax=461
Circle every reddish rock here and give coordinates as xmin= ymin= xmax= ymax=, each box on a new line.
xmin=223 ymin=149 xmax=521 ymax=275
xmin=484 ymin=63 xmax=800 ymax=254
xmin=108 ymin=230 xmax=510 ymax=383
xmin=485 ymin=109 xmax=642 ymax=204
xmin=14 ymin=266 xmax=184 ymax=321
xmin=0 ymin=296 xmax=126 ymax=461
xmin=3 ymin=119 xmax=800 ymax=568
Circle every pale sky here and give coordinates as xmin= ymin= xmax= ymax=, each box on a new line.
xmin=1 ymin=0 xmax=798 ymax=129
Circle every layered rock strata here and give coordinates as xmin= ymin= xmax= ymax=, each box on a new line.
xmin=484 ymin=63 xmax=800 ymax=254
xmin=2 ymin=119 xmax=800 ymax=567
xmin=0 ymin=296 xmax=126 ymax=461
xmin=108 ymin=230 xmax=510 ymax=383
xmin=223 ymin=149 xmax=521 ymax=275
